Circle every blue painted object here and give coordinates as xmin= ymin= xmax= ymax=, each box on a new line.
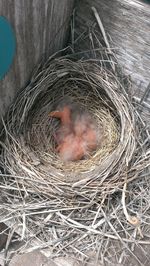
xmin=0 ymin=16 xmax=16 ymax=80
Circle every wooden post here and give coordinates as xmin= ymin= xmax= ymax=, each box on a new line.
xmin=75 ymin=0 xmax=150 ymax=94
xmin=0 ymin=0 xmax=74 ymax=117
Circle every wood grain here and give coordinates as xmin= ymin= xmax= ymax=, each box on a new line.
xmin=75 ymin=0 xmax=150 ymax=95
xmin=0 ymin=0 xmax=74 ymax=117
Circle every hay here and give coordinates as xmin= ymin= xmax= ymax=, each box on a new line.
xmin=0 ymin=59 xmax=140 ymax=191
xmin=0 ymin=9 xmax=150 ymax=264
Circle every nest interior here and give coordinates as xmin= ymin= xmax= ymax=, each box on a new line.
xmin=0 ymin=51 xmax=150 ymax=261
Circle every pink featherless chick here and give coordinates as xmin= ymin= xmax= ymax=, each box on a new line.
xmin=49 ymin=102 xmax=98 ymax=161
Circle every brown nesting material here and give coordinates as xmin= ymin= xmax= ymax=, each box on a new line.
xmin=0 ymin=51 xmax=149 ymax=259
xmin=1 ymin=56 xmax=139 ymax=191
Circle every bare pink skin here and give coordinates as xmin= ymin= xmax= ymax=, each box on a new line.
xmin=49 ymin=107 xmax=73 ymax=145
xmin=56 ymin=134 xmax=85 ymax=161
xmin=49 ymin=105 xmax=98 ymax=161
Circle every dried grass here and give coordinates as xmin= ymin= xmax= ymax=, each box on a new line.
xmin=0 ymin=7 xmax=150 ymax=266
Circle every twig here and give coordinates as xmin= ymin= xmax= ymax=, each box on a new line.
xmin=91 ymin=7 xmax=111 ymax=54
xmin=4 ymin=223 xmax=18 ymax=266
xmin=139 ymin=83 xmax=150 ymax=105
xmin=122 ymin=181 xmax=143 ymax=238
xmin=91 ymin=6 xmax=115 ymax=71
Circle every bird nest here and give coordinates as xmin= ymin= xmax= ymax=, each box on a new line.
xmin=1 ymin=57 xmax=138 ymax=189
xmin=0 ymin=52 xmax=150 ymax=259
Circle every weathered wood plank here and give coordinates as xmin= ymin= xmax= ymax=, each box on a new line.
xmin=0 ymin=0 xmax=74 ymax=117
xmin=75 ymin=0 xmax=150 ymax=95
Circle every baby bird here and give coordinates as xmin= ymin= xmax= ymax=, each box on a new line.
xmin=49 ymin=106 xmax=72 ymax=146
xmin=74 ymin=113 xmax=97 ymax=152
xmin=49 ymin=102 xmax=98 ymax=161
